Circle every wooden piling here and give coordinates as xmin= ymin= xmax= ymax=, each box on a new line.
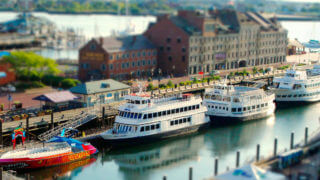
xmin=236 ymin=151 xmax=240 ymax=168
xmin=102 ymin=106 xmax=105 ymax=119
xmin=189 ymin=167 xmax=193 ymax=180
xmin=26 ymin=115 xmax=29 ymax=141
xmin=305 ymin=127 xmax=308 ymax=145
xmin=0 ymin=120 xmax=2 ymax=149
xmin=51 ymin=112 xmax=54 ymax=129
xmin=256 ymin=144 xmax=260 ymax=162
xmin=214 ymin=158 xmax=218 ymax=176
xmin=274 ymin=138 xmax=278 ymax=156
xmin=290 ymin=132 xmax=294 ymax=149
xmin=163 ymin=176 xmax=167 ymax=180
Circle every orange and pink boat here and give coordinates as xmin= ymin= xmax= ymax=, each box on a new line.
xmin=0 ymin=136 xmax=98 ymax=170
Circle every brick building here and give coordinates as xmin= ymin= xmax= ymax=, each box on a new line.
xmin=0 ymin=62 xmax=16 ymax=86
xmin=79 ymin=35 xmax=157 ymax=82
xmin=144 ymin=9 xmax=288 ymax=76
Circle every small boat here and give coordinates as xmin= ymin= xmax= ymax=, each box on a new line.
xmin=0 ymin=135 xmax=98 ymax=170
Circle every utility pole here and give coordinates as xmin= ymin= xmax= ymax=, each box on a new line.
xmin=125 ymin=0 xmax=129 ymax=16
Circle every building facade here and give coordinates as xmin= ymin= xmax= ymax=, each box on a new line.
xmin=70 ymin=79 xmax=130 ymax=107
xmin=144 ymin=9 xmax=288 ymax=76
xmin=79 ymin=35 xmax=157 ymax=82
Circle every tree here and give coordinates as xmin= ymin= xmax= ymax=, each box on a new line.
xmin=4 ymin=51 xmax=60 ymax=81
xmin=167 ymin=80 xmax=174 ymax=88
xmin=61 ymin=78 xmax=80 ymax=89
xmin=147 ymin=83 xmax=154 ymax=91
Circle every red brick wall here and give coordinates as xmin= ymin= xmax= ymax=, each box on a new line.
xmin=79 ymin=39 xmax=109 ymax=81
xmin=0 ymin=63 xmax=16 ymax=86
xmin=144 ymin=17 xmax=190 ymax=76
xmin=79 ymin=39 xmax=157 ymax=81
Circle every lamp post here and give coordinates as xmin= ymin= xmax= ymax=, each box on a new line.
xmin=158 ymin=68 xmax=162 ymax=84
xmin=172 ymin=65 xmax=175 ymax=78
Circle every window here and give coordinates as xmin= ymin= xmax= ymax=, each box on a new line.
xmin=153 ymin=112 xmax=158 ymax=118
xmin=143 ymin=114 xmax=147 ymax=119
xmin=170 ymin=121 xmax=174 ymax=126
xmin=151 ymin=125 xmax=155 ymax=130
xmin=158 ymin=112 xmax=161 ymax=117
xmin=188 ymin=106 xmax=192 ymax=110
xmin=238 ymin=108 xmax=241 ymax=112
xmin=176 ymin=108 xmax=180 ymax=113
xmin=148 ymin=113 xmax=152 ymax=118
xmin=177 ymin=38 xmax=181 ymax=43
xmin=167 ymin=38 xmax=171 ymax=43
xmin=134 ymin=113 xmax=138 ymax=119
xmin=196 ymin=104 xmax=200 ymax=109
xmin=180 ymin=107 xmax=184 ymax=112
xmin=140 ymin=127 xmax=145 ymax=132
xmin=167 ymin=110 xmax=171 ymax=115
xmin=162 ymin=111 xmax=166 ymax=116
xmin=146 ymin=126 xmax=150 ymax=131
xmin=156 ymin=124 xmax=160 ymax=129
xmin=187 ymin=117 xmax=191 ymax=122
xmin=232 ymin=108 xmax=236 ymax=112
xmin=183 ymin=118 xmax=187 ymax=123
xmin=138 ymin=114 xmax=142 ymax=119
xmin=168 ymin=56 xmax=172 ymax=62
xmin=109 ymin=64 xmax=113 ymax=70
xmin=192 ymin=105 xmax=195 ymax=110
xmin=171 ymin=109 xmax=175 ymax=114
xmin=184 ymin=107 xmax=188 ymax=111
xmin=167 ymin=46 xmax=171 ymax=51
xmin=175 ymin=120 xmax=178 ymax=125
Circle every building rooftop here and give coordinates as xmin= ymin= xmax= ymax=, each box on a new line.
xmin=70 ymin=79 xmax=130 ymax=95
xmin=33 ymin=91 xmax=78 ymax=103
xmin=95 ymin=35 xmax=156 ymax=53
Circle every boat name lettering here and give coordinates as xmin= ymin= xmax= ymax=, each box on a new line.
xmin=68 ymin=151 xmax=90 ymax=161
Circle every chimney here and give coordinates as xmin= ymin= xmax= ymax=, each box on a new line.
xmin=99 ymin=37 xmax=104 ymax=45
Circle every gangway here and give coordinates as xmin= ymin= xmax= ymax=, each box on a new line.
xmin=38 ymin=109 xmax=98 ymax=141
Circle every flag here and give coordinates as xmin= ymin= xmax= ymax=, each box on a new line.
xmin=198 ymin=71 xmax=204 ymax=75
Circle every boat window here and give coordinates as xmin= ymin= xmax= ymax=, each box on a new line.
xmin=180 ymin=107 xmax=184 ymax=112
xmin=223 ymin=107 xmax=225 ymax=110
xmin=216 ymin=95 xmax=222 ymax=101
xmin=293 ymin=95 xmax=297 ymax=97
xmin=233 ymin=98 xmax=240 ymax=103
xmin=187 ymin=117 xmax=191 ymax=122
xmin=162 ymin=111 xmax=166 ymax=116
xmin=142 ymin=100 xmax=145 ymax=104
xmin=211 ymin=95 xmax=216 ymax=100
xmin=153 ymin=112 xmax=158 ymax=118
xmin=184 ymin=107 xmax=188 ymax=111
xmin=276 ymin=95 xmax=281 ymax=98
xmin=196 ymin=104 xmax=200 ymax=109
xmin=126 ymin=112 xmax=131 ymax=118
xmin=170 ymin=121 xmax=174 ymax=126
xmin=138 ymin=114 xmax=142 ymax=119
xmin=257 ymin=105 xmax=260 ymax=108
xmin=188 ymin=106 xmax=192 ymax=110
xmin=205 ymin=94 xmax=210 ymax=99
xmin=134 ymin=113 xmax=138 ymax=119
xmin=183 ymin=118 xmax=187 ymax=123
xmin=143 ymin=114 xmax=147 ymax=119
xmin=243 ymin=107 xmax=246 ymax=111
xmin=123 ymin=112 xmax=127 ymax=117
xmin=179 ymin=119 xmax=182 ymax=124
xmin=252 ymin=106 xmax=255 ymax=109
xmin=261 ymin=104 xmax=264 ymax=107
xmin=176 ymin=108 xmax=180 ymax=113
xmin=192 ymin=105 xmax=195 ymax=110
xmin=226 ymin=107 xmax=229 ymax=111
xmin=167 ymin=110 xmax=171 ymax=115
xmin=135 ymin=100 xmax=140 ymax=104
xmin=158 ymin=112 xmax=161 ymax=117
xmin=214 ymin=106 xmax=217 ymax=109
xmin=281 ymin=95 xmax=287 ymax=98
xmin=288 ymin=95 xmax=292 ymax=98
xmin=147 ymin=99 xmax=151 ymax=103
xmin=148 ymin=113 xmax=152 ymax=118
xmin=265 ymin=103 xmax=268 ymax=106
xmin=175 ymin=120 xmax=178 ymax=125
xmin=130 ymin=113 xmax=134 ymax=118
xmin=119 ymin=111 xmax=123 ymax=116
xmin=171 ymin=109 xmax=175 ymax=114
xmin=151 ymin=125 xmax=155 ymax=130
xmin=140 ymin=127 xmax=145 ymax=132
xmin=238 ymin=108 xmax=241 ymax=112
xmin=128 ymin=126 xmax=132 ymax=131
xmin=248 ymin=107 xmax=251 ymax=110
xmin=156 ymin=124 xmax=160 ymax=129
xmin=219 ymin=106 xmax=222 ymax=109
xmin=146 ymin=126 xmax=150 ymax=131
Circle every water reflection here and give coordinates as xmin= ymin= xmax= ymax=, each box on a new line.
xmin=100 ymin=134 xmax=204 ymax=179
xmin=18 ymin=158 xmax=96 ymax=180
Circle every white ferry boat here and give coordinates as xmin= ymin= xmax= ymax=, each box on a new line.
xmin=98 ymin=93 xmax=209 ymax=145
xmin=203 ymin=83 xmax=275 ymax=124
xmin=272 ymin=65 xmax=320 ymax=103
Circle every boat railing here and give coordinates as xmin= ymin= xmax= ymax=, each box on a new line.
xmin=152 ymin=96 xmax=201 ymax=106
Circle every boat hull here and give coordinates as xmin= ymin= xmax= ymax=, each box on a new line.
xmin=88 ymin=122 xmax=210 ymax=148
xmin=0 ymin=148 xmax=97 ymax=170
xmin=208 ymin=112 xmax=272 ymax=126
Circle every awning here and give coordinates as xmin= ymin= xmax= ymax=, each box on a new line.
xmin=33 ymin=91 xmax=79 ymax=103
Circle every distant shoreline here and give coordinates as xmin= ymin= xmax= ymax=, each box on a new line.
xmin=0 ymin=9 xmax=156 ymax=16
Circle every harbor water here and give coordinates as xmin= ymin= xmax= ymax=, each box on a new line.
xmin=1 ymin=12 xmax=320 ymax=60
xmin=17 ymin=103 xmax=320 ymax=180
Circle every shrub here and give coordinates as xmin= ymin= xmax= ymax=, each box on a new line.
xmin=61 ymin=78 xmax=80 ymax=89
xmin=179 ymin=82 xmax=186 ymax=86
xmin=16 ymin=81 xmax=45 ymax=89
xmin=159 ymin=84 xmax=166 ymax=89
xmin=147 ymin=83 xmax=154 ymax=91
xmin=148 ymin=77 xmax=152 ymax=82
xmin=167 ymin=80 xmax=174 ymax=88
xmin=252 ymin=67 xmax=258 ymax=74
